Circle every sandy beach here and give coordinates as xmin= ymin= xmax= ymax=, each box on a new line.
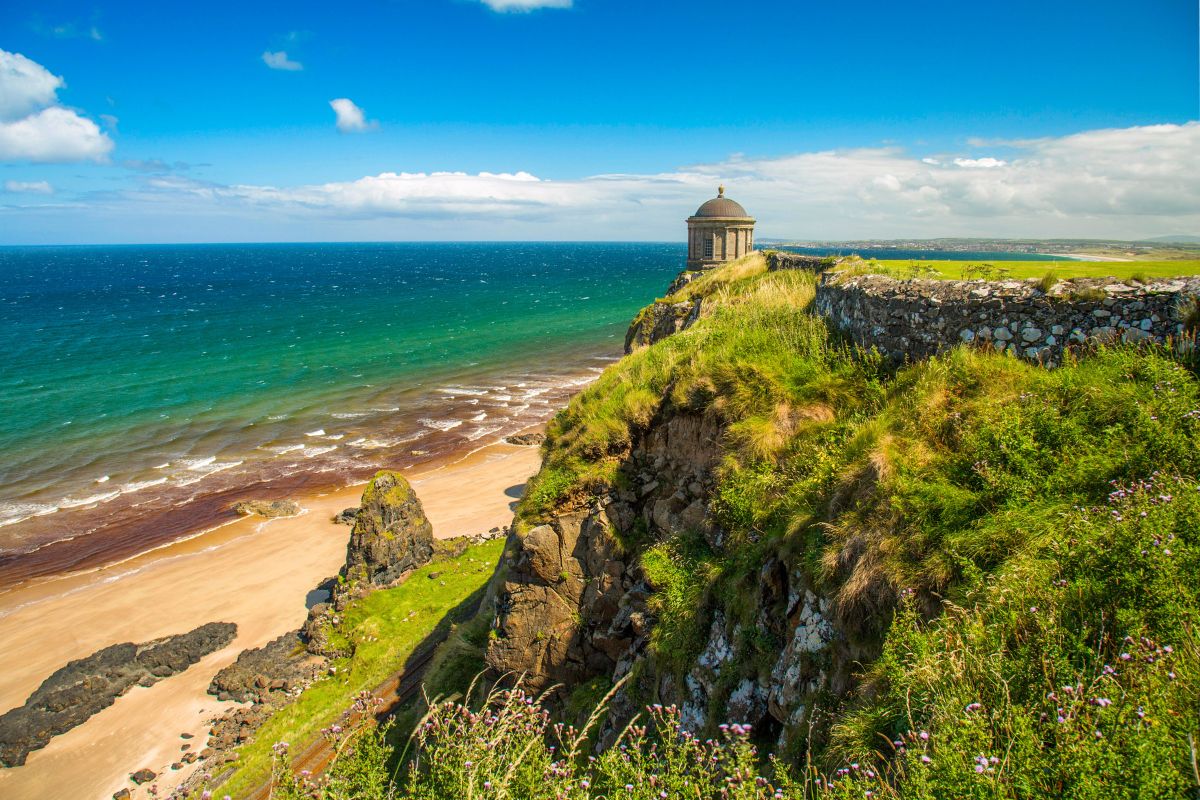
xmin=0 ymin=437 xmax=542 ymax=800
xmin=1057 ymin=252 xmax=1134 ymax=262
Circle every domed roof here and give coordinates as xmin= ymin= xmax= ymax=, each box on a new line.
xmin=692 ymin=185 xmax=751 ymax=218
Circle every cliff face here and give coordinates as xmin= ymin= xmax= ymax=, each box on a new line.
xmin=482 ymin=254 xmax=1200 ymax=781
xmin=483 ymin=397 xmax=868 ymax=749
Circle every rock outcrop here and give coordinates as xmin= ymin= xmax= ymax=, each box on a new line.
xmin=301 ymin=471 xmax=434 ymax=658
xmin=0 ymin=622 xmax=236 ymax=767
xmin=624 ymin=298 xmax=701 ymax=353
xmin=207 ymin=631 xmax=323 ymax=703
xmin=485 ymin=267 xmax=886 ymax=749
xmin=484 ymin=386 xmax=877 ymax=748
xmin=342 ymin=471 xmax=434 ymax=588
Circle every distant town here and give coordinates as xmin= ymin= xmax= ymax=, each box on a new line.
xmin=760 ymin=236 xmax=1200 ymax=260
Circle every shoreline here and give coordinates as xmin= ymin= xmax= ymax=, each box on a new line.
xmin=0 ymin=356 xmax=610 ymax=590
xmin=0 ymin=432 xmax=545 ymax=800
xmin=0 ymin=427 xmax=540 ymax=617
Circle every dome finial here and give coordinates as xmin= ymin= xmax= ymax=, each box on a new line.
xmin=718 ymin=184 xmax=725 ymax=198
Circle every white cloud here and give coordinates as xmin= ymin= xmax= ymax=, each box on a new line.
xmin=0 ymin=50 xmax=114 ymax=163
xmin=0 ymin=50 xmax=63 ymax=121
xmin=478 ymin=0 xmax=572 ymax=10
xmin=329 ymin=98 xmax=375 ymax=133
xmin=262 ymin=51 xmax=303 ymax=71
xmin=953 ymin=157 xmax=1007 ymax=169
xmin=4 ymin=180 xmax=53 ymax=194
xmin=15 ymin=121 xmax=1199 ymax=242
xmin=0 ymin=106 xmax=114 ymax=162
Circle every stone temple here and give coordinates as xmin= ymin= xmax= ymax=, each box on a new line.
xmin=686 ymin=185 xmax=756 ymax=270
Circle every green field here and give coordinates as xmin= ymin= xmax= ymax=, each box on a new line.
xmin=872 ymin=258 xmax=1200 ymax=281
xmin=209 ymin=538 xmax=504 ymax=799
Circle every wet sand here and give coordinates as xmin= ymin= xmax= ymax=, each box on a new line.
xmin=0 ymin=437 xmax=542 ymax=800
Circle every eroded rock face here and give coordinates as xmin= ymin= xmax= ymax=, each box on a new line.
xmin=481 ymin=394 xmax=881 ymax=749
xmin=485 ymin=411 xmax=723 ymax=708
xmin=0 ymin=622 xmax=236 ymax=767
xmin=342 ymin=470 xmax=434 ymax=588
xmin=486 ymin=510 xmax=631 ymax=695
xmin=624 ymin=298 xmax=703 ymax=353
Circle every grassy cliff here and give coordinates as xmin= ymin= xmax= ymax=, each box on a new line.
xmin=260 ymin=257 xmax=1200 ymax=799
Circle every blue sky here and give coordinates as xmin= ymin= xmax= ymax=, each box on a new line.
xmin=0 ymin=0 xmax=1197 ymax=243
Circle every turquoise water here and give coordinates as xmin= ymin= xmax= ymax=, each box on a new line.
xmin=0 ymin=243 xmax=683 ymax=579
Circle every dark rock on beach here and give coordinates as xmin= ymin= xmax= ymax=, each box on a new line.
xmin=130 ymin=768 xmax=157 ymax=783
xmin=333 ymin=506 xmax=360 ymax=525
xmin=231 ymin=499 xmax=301 ymax=518
xmin=0 ymin=622 xmax=236 ymax=768
xmin=505 ymin=432 xmax=545 ymax=447
xmin=207 ymin=631 xmax=322 ymax=703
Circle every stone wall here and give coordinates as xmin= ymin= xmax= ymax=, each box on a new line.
xmin=764 ymin=251 xmax=832 ymax=273
xmin=813 ymin=274 xmax=1200 ymax=365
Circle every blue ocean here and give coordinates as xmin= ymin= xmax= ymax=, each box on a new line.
xmin=0 ymin=243 xmax=683 ymax=582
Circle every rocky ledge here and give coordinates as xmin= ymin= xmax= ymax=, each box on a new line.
xmin=0 ymin=622 xmax=236 ymax=767
xmin=207 ymin=631 xmax=324 ymax=703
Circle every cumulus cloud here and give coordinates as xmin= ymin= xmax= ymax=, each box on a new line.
xmin=262 ymin=50 xmax=303 ymax=71
xmin=0 ymin=106 xmax=114 ymax=162
xmin=0 ymin=50 xmax=63 ymax=121
xmin=4 ymin=180 xmax=53 ymax=194
xmin=478 ymin=0 xmax=572 ymax=10
xmin=0 ymin=49 xmax=114 ymax=163
xmin=329 ymin=98 xmax=375 ymax=133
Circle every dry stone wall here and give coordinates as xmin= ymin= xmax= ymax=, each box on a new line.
xmin=764 ymin=251 xmax=832 ymax=273
xmin=813 ymin=274 xmax=1200 ymax=365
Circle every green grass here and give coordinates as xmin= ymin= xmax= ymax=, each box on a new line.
xmin=211 ymin=538 xmax=503 ymax=799
xmin=869 ymin=258 xmax=1200 ymax=281
xmin=515 ymin=255 xmax=1200 ymax=793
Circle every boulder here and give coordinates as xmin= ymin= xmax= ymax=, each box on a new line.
xmin=130 ymin=769 xmax=156 ymax=784
xmin=504 ymin=432 xmax=546 ymax=447
xmin=332 ymin=507 xmax=359 ymax=525
xmin=232 ymin=499 xmax=301 ymax=518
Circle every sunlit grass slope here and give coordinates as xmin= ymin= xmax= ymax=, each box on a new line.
xmin=214 ymin=538 xmax=502 ymax=799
